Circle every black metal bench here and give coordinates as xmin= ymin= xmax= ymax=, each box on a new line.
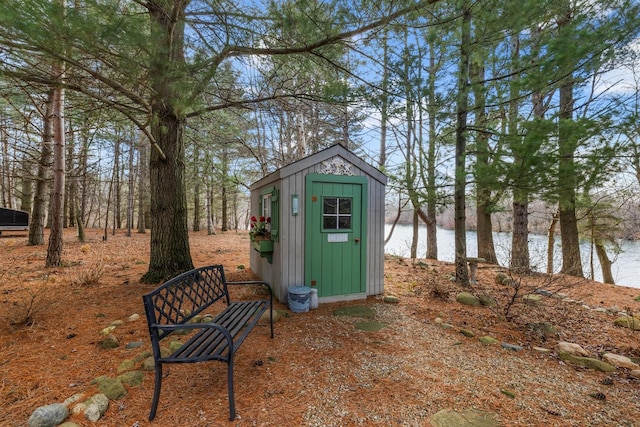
xmin=142 ymin=264 xmax=274 ymax=421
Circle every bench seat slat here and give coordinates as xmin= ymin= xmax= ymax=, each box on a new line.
xmin=218 ymin=301 xmax=268 ymax=350
xmin=162 ymin=300 xmax=268 ymax=362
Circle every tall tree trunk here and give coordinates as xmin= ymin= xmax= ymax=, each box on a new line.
xmin=546 ymin=210 xmax=559 ymax=274
xmin=221 ymin=149 xmax=229 ymax=232
xmin=221 ymin=181 xmax=228 ymax=232
xmin=557 ymin=4 xmax=583 ymax=277
xmin=103 ymin=168 xmax=112 ymax=241
xmin=137 ymin=132 xmax=147 ymax=233
xmin=46 ymin=180 xmax=53 ymax=229
xmin=454 ymin=2 xmax=471 ymax=285
xmin=415 ymin=38 xmax=430 ymax=260
xmin=470 ymin=41 xmax=497 ymax=265
xmin=341 ymin=93 xmax=349 ymax=149
xmin=127 ymin=134 xmax=135 ymax=237
xmin=477 ymin=200 xmax=497 ymax=263
xmin=231 ymin=187 xmax=239 ymax=230
xmin=76 ymin=197 xmax=85 ymax=242
xmin=206 ymin=183 xmax=213 ymax=235
xmin=400 ymin=31 xmax=419 ymax=260
xmin=192 ymin=145 xmax=200 ymax=232
xmin=297 ymin=109 xmax=306 ymax=157
xmin=558 ymin=79 xmax=583 ymax=276
xmin=68 ymin=169 xmax=76 ymax=228
xmin=111 ymin=138 xmax=119 ymax=236
xmin=29 ymin=92 xmax=55 ymax=246
xmin=46 ymin=62 xmax=65 ymax=267
xmin=79 ymin=127 xmax=90 ymax=227
xmin=594 ymin=239 xmax=614 ymax=284
xmin=142 ymin=0 xmax=193 ymax=282
xmin=62 ymin=124 xmax=72 ymax=228
xmin=425 ymin=36 xmax=438 ymax=260
xmin=411 ymin=210 xmax=419 ymax=260
xmin=633 ymin=141 xmax=640 ymax=186
xmin=208 ymin=187 xmax=217 ymax=233
xmin=379 ymin=29 xmax=389 ymax=169
xmin=508 ymin=33 xmax=530 ymax=273
xmin=511 ymin=192 xmax=530 ymax=273
xmin=20 ymin=155 xmax=33 ymax=214
xmin=193 ymin=182 xmax=201 ymax=232
xmin=1 ymin=113 xmax=12 ymax=208
xmin=113 ymin=135 xmax=121 ymax=231
xmin=66 ymin=124 xmax=76 ymax=228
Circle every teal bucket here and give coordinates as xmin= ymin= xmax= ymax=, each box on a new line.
xmin=288 ymin=286 xmax=311 ymax=313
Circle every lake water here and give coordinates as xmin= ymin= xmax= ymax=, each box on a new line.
xmin=384 ymin=224 xmax=640 ymax=289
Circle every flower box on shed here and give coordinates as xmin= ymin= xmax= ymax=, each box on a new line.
xmin=251 ymin=239 xmax=274 ymax=263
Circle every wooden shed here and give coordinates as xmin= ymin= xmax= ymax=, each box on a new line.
xmin=249 ymin=144 xmax=387 ymax=305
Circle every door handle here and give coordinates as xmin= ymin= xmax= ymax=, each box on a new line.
xmin=354 ymin=237 xmax=360 ymax=244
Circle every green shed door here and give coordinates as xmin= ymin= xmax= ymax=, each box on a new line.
xmin=305 ymin=174 xmax=367 ymax=297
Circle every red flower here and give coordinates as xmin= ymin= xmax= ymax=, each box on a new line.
xmin=249 ymin=214 xmax=271 ymax=240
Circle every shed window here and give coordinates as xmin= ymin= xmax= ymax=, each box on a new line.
xmin=323 ymin=197 xmax=352 ymax=230
xmin=261 ymin=194 xmax=271 ymax=224
xmin=259 ymin=187 xmax=279 ymax=241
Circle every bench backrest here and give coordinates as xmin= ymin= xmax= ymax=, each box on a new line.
xmin=142 ymin=265 xmax=230 ymax=341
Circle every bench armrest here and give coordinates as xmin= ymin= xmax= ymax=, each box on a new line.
xmin=226 ymin=280 xmax=274 ymax=302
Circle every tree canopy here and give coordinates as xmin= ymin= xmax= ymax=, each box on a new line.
xmin=1 ymin=0 xmax=639 ymax=283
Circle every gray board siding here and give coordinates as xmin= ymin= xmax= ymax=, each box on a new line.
xmin=367 ymin=173 xmax=385 ymax=296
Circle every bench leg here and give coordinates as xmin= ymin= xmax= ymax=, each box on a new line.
xmin=149 ymin=363 xmax=163 ymax=421
xmin=269 ymin=305 xmax=274 ymax=339
xmin=227 ymin=357 xmax=236 ymax=420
